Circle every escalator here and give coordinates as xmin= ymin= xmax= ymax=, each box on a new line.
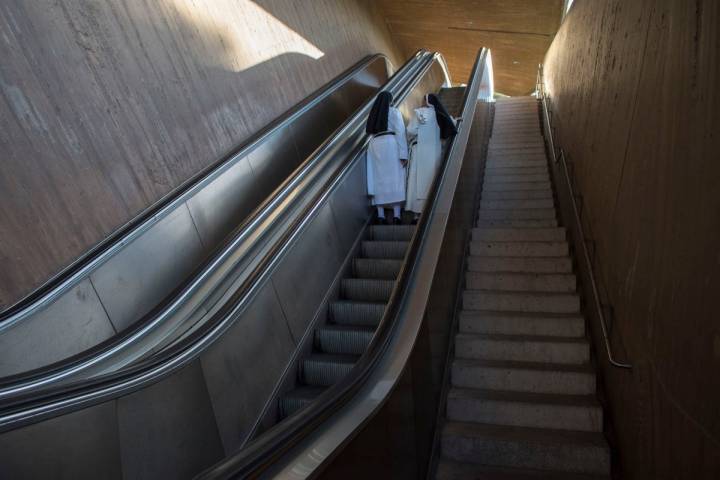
xmin=0 ymin=48 xmax=492 ymax=480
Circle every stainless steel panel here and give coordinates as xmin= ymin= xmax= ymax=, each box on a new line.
xmin=186 ymin=156 xmax=261 ymax=249
xmin=200 ymin=281 xmax=295 ymax=453
xmin=0 ymin=279 xmax=116 ymax=377
xmin=116 ymin=361 xmax=223 ymax=479
xmin=247 ymin=125 xmax=301 ymax=198
xmin=0 ymin=400 xmax=122 ymax=480
xmin=270 ymin=203 xmax=344 ymax=340
xmin=90 ymin=204 xmax=206 ymax=332
xmin=328 ymin=156 xmax=371 ymax=253
xmin=289 ymin=101 xmax=333 ymax=162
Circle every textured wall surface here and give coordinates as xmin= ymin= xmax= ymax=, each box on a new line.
xmin=543 ymin=1 xmax=720 ymax=478
xmin=0 ymin=0 xmax=402 ymax=308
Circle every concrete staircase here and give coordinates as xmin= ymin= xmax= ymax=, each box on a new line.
xmin=436 ymin=97 xmax=610 ymax=479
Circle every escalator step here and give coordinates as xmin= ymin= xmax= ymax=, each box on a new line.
xmin=361 ymin=241 xmax=409 ymax=259
xmin=341 ymin=278 xmax=394 ymax=302
xmin=302 ymin=354 xmax=357 ymax=387
xmin=329 ymin=301 xmax=386 ymax=326
xmin=369 ymin=224 xmax=415 ymax=241
xmin=315 ymin=325 xmax=375 ymax=355
xmin=278 ymin=386 xmax=325 ymax=419
xmin=353 ymin=258 xmax=402 ymax=279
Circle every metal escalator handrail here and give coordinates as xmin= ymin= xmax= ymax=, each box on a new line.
xmin=0 ymin=51 xmax=442 ymax=431
xmin=0 ymin=51 xmax=431 ymax=399
xmin=0 ymin=51 xmax=398 ymax=325
xmin=536 ymin=66 xmax=632 ymax=370
xmin=196 ymin=48 xmax=489 ymax=480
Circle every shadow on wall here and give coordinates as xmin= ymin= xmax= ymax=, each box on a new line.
xmin=0 ymin=0 xmax=398 ymax=308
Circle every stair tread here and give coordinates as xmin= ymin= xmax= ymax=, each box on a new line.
xmin=304 ymin=353 xmax=358 ymax=364
xmin=442 ymin=421 xmax=608 ymax=447
xmin=453 ymin=357 xmax=595 ymax=374
xmin=455 ymin=332 xmax=588 ymax=345
xmin=436 ymin=460 xmax=609 ymax=480
xmin=448 ymin=387 xmax=600 ymax=408
xmin=460 ymin=310 xmax=583 ymax=320
xmin=282 ymin=385 xmax=325 ymax=400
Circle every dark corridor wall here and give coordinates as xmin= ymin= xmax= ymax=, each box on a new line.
xmin=0 ymin=0 xmax=402 ymax=308
xmin=543 ymin=1 xmax=720 ymax=478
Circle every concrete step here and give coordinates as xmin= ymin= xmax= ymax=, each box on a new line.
xmin=446 ymin=388 xmax=603 ymax=432
xmin=480 ymin=199 xmax=554 ymax=211
xmin=472 ymin=227 xmax=566 ymax=242
xmin=466 ymin=272 xmax=576 ymax=292
xmin=484 ymin=173 xmax=550 ymax=183
xmin=484 ymin=166 xmax=548 ymax=175
xmin=481 ymin=189 xmax=553 ymax=201
xmin=435 ymin=460 xmax=610 ymax=480
xmin=486 ymin=158 xmax=547 ymax=168
xmin=459 ymin=311 xmax=585 ymax=338
xmin=468 ymin=256 xmax=573 ymax=273
xmin=455 ymin=333 xmax=590 ymax=365
xmin=441 ymin=422 xmax=609 ymax=474
xmin=477 ymin=219 xmax=558 ymax=228
xmin=463 ymin=290 xmax=580 ymax=314
xmin=488 ymin=146 xmax=546 ymax=154
xmin=451 ymin=358 xmax=596 ymax=395
xmin=469 ymin=241 xmax=568 ymax=257
xmin=483 ymin=181 xmax=551 ymax=192
xmin=477 ymin=209 xmax=556 ymax=221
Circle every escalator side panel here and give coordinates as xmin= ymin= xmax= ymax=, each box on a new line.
xmin=88 ymin=205 xmax=206 ymax=332
xmin=116 ymin=361 xmax=223 ymax=479
xmin=270 ymin=203 xmax=346 ymax=342
xmin=0 ymin=401 xmax=122 ymax=480
xmin=200 ymin=281 xmax=296 ymax=454
xmin=328 ymin=152 xmax=370 ymax=253
xmin=0 ymin=279 xmax=116 ymax=377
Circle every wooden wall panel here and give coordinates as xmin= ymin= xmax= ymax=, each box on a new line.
xmin=0 ymin=0 xmax=402 ymax=308
xmin=544 ymin=1 xmax=720 ymax=478
xmin=376 ymin=0 xmax=563 ymax=94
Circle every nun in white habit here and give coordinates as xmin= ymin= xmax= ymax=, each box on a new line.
xmin=365 ymin=91 xmax=409 ymax=224
xmin=405 ymin=93 xmax=458 ymax=220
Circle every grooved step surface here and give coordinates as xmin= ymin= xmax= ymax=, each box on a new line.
xmin=352 ymin=258 xmax=402 ymax=279
xmin=329 ymin=301 xmax=385 ymax=326
xmin=484 ymin=166 xmax=548 ymax=175
xmin=360 ymin=241 xmax=408 ymax=259
xmin=341 ymin=278 xmax=394 ymax=302
xmin=468 ymin=256 xmax=573 ymax=273
xmin=441 ymin=422 xmax=610 ymax=475
xmin=459 ymin=311 xmax=585 ymax=338
xmin=466 ymin=272 xmax=576 ymax=292
xmin=302 ymin=354 xmax=356 ymax=387
xmin=463 ymin=290 xmax=580 ymax=313
xmin=369 ymin=224 xmax=414 ymax=241
xmin=447 ymin=388 xmax=603 ymax=432
xmin=484 ymin=173 xmax=550 ymax=184
xmin=279 ymin=386 xmax=324 ymax=418
xmin=477 ymin=219 xmax=558 ymax=228
xmin=315 ymin=325 xmax=374 ymax=355
xmin=451 ymin=358 xmax=596 ymax=395
xmin=470 ymin=241 xmax=568 ymax=257
xmin=455 ymin=333 xmax=590 ymax=365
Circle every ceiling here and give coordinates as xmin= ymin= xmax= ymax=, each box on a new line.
xmin=375 ymin=0 xmax=564 ymax=96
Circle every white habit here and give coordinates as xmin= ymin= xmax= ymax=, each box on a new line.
xmin=405 ymin=106 xmax=442 ymax=213
xmin=366 ymin=107 xmax=408 ymax=205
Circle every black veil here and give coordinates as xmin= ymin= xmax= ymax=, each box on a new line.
xmin=428 ymin=93 xmax=458 ymax=139
xmin=366 ymin=91 xmax=393 ymax=135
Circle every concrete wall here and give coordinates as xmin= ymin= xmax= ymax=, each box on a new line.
xmin=543 ymin=1 xmax=720 ymax=478
xmin=0 ymin=0 xmax=402 ymax=308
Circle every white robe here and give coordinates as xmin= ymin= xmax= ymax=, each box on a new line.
xmin=366 ymin=107 xmax=408 ymax=206
xmin=405 ymin=106 xmax=442 ymax=213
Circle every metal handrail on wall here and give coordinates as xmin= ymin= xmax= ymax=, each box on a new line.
xmin=536 ymin=65 xmax=632 ymax=370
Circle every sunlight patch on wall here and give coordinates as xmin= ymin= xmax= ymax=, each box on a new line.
xmin=168 ymin=0 xmax=324 ymax=72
